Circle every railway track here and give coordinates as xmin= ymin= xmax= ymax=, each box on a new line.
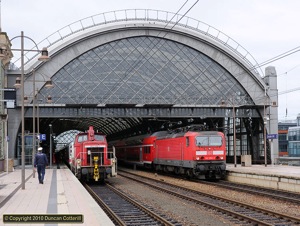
xmin=84 ymin=183 xmax=182 ymax=226
xmin=204 ymin=180 xmax=300 ymax=205
xmin=118 ymin=171 xmax=300 ymax=226
xmin=124 ymin=167 xmax=300 ymax=205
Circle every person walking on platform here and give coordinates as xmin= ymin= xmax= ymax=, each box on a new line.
xmin=34 ymin=147 xmax=48 ymax=184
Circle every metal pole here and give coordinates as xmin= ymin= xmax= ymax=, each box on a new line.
xmin=6 ymin=136 xmax=8 ymax=174
xmin=268 ymin=103 xmax=274 ymax=165
xmin=21 ymin=31 xmax=25 ymax=189
xmin=49 ymin=124 xmax=52 ymax=169
xmin=32 ymin=69 xmax=36 ymax=178
xmin=233 ymin=104 xmax=236 ymax=167
xmin=264 ymin=103 xmax=267 ymax=167
xmin=37 ymin=100 xmax=39 ymax=135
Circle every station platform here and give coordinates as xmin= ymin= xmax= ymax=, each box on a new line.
xmin=1 ymin=164 xmax=299 ymax=225
xmin=0 ymin=166 xmax=114 ymax=226
xmin=226 ymin=164 xmax=300 ymax=193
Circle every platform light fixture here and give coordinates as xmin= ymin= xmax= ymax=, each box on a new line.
xmin=16 ymin=69 xmax=54 ymax=179
xmin=49 ymin=124 xmax=53 ymax=169
xmin=33 ymin=69 xmax=53 ymax=177
xmin=221 ymin=97 xmax=237 ymax=167
xmin=4 ymin=31 xmax=51 ymax=190
xmin=0 ymin=47 xmax=6 ymax=59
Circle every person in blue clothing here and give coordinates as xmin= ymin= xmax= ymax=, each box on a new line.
xmin=34 ymin=147 xmax=48 ymax=184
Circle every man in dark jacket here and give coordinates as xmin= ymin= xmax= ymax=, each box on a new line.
xmin=34 ymin=147 xmax=48 ymax=184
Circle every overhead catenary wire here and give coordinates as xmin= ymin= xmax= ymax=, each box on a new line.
xmin=255 ymin=46 xmax=300 ymax=69
xmin=226 ymin=44 xmax=300 ymax=82
xmin=253 ymin=45 xmax=300 ymax=120
xmin=162 ymin=0 xmax=189 ymax=29
xmin=104 ymin=0 xmax=200 ymax=101
xmin=167 ymin=0 xmax=200 ymax=32
xmin=278 ymin=64 xmax=300 ymax=76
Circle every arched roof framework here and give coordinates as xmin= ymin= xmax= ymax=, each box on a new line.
xmin=23 ymin=9 xmax=267 ymax=105
xmin=44 ymin=36 xmax=255 ymax=106
xmin=55 ymin=129 xmax=81 ymax=151
xmin=10 ymin=9 xmax=268 ymax=142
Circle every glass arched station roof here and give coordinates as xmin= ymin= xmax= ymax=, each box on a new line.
xmin=42 ymin=36 xmax=253 ymax=107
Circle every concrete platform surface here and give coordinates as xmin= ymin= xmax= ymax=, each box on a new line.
xmin=0 ymin=167 xmax=114 ymax=226
xmin=1 ymin=164 xmax=300 ymax=225
xmin=226 ymin=164 xmax=300 ymax=193
xmin=227 ymin=164 xmax=300 ymax=179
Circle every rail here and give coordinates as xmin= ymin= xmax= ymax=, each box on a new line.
xmin=119 ymin=170 xmax=300 ymax=225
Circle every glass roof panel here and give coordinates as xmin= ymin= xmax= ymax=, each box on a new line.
xmin=40 ymin=36 xmax=254 ymax=106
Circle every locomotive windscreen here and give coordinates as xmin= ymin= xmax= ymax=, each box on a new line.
xmin=77 ymin=134 xmax=105 ymax=142
xmin=196 ymin=136 xmax=222 ymax=146
xmin=94 ymin=135 xmax=105 ymax=141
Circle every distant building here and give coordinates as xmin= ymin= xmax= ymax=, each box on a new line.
xmin=288 ymin=127 xmax=300 ymax=157
xmin=278 ymin=115 xmax=300 ymax=165
xmin=278 ymin=121 xmax=297 ymax=156
xmin=287 ymin=115 xmax=300 ymax=157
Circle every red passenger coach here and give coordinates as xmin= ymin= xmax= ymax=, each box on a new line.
xmin=70 ymin=126 xmax=117 ymax=182
xmin=112 ymin=128 xmax=226 ymax=180
xmin=110 ymin=134 xmax=157 ymax=168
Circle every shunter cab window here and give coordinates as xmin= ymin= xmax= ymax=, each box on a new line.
xmin=77 ymin=135 xmax=87 ymax=143
xmin=95 ymin=135 xmax=105 ymax=141
xmin=196 ymin=136 xmax=222 ymax=146
xmin=77 ymin=134 xmax=104 ymax=142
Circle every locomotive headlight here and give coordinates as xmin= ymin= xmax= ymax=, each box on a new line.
xmin=76 ymin=159 xmax=81 ymax=169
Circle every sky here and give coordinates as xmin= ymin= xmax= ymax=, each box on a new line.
xmin=2 ymin=0 xmax=300 ymax=121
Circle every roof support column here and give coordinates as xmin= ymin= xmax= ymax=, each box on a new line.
xmin=264 ymin=66 xmax=279 ymax=164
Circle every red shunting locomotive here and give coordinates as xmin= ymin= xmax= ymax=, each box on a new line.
xmin=112 ymin=127 xmax=226 ymax=180
xmin=69 ymin=126 xmax=117 ymax=182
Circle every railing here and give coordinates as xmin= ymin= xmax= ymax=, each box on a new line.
xmin=75 ymin=150 xmax=115 ymax=167
xmin=12 ymin=9 xmax=262 ymax=76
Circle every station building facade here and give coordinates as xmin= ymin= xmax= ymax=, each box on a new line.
xmin=1 ymin=9 xmax=279 ymax=167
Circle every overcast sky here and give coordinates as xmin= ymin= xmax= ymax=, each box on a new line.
xmin=2 ymin=0 xmax=300 ymax=121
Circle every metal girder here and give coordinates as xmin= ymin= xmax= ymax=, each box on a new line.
xmin=24 ymin=106 xmax=261 ymax=118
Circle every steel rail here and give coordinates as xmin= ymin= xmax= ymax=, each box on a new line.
xmin=204 ymin=180 xmax=300 ymax=205
xmin=85 ymin=182 xmax=177 ymax=226
xmin=84 ymin=183 xmax=125 ymax=226
xmin=106 ymin=183 xmax=176 ymax=226
xmin=119 ymin=171 xmax=300 ymax=225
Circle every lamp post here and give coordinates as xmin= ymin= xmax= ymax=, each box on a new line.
xmin=17 ymin=73 xmax=53 ymax=178
xmin=264 ymin=116 xmax=267 ymax=167
xmin=233 ymin=103 xmax=237 ymax=167
xmin=0 ymin=114 xmax=8 ymax=173
xmin=32 ymin=72 xmax=53 ymax=177
xmin=221 ymin=96 xmax=237 ymax=167
xmin=263 ymin=104 xmax=269 ymax=167
xmin=11 ymin=31 xmax=50 ymax=189
xmin=32 ymin=70 xmax=36 ymax=178
xmin=49 ymin=124 xmax=52 ymax=169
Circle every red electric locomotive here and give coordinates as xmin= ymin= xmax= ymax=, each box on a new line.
xmin=111 ymin=127 xmax=226 ymax=180
xmin=69 ymin=126 xmax=117 ymax=182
